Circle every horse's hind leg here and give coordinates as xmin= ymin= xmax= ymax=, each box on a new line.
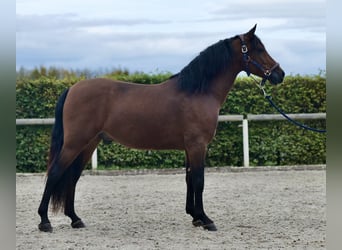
xmin=38 ymin=154 xmax=81 ymax=232
xmin=62 ymin=154 xmax=85 ymax=228
xmin=38 ymin=160 xmax=65 ymax=232
xmin=64 ymin=137 xmax=101 ymax=228
xmin=38 ymin=133 xmax=99 ymax=232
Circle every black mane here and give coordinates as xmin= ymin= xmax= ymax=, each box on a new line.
xmin=173 ymin=37 xmax=235 ymax=94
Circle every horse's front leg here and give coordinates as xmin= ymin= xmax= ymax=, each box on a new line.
xmin=191 ymin=166 xmax=217 ymax=231
xmin=185 ymin=153 xmax=195 ymax=218
xmin=185 ymin=146 xmax=217 ymax=231
xmin=185 ymin=164 xmax=195 ymax=218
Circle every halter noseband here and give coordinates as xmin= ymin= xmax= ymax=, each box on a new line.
xmin=239 ymin=35 xmax=279 ymax=85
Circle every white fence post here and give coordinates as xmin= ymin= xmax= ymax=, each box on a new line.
xmin=91 ymin=148 xmax=98 ymax=170
xmin=242 ymin=119 xmax=249 ymax=167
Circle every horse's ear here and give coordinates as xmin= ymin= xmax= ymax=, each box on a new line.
xmin=246 ymin=24 xmax=257 ymax=39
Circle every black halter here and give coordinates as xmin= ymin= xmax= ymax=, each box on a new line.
xmin=238 ymin=36 xmax=326 ymax=133
xmin=239 ymin=35 xmax=279 ymax=85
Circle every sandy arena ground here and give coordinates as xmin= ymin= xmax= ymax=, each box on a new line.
xmin=16 ymin=169 xmax=326 ymax=249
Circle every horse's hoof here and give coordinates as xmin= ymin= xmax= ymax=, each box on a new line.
xmin=192 ymin=219 xmax=204 ymax=227
xmin=192 ymin=220 xmax=217 ymax=231
xmin=71 ymin=219 xmax=86 ymax=229
xmin=38 ymin=222 xmax=53 ymax=232
xmin=203 ymin=223 xmax=217 ymax=231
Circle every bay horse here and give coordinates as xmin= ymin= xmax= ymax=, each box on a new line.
xmin=38 ymin=25 xmax=284 ymax=232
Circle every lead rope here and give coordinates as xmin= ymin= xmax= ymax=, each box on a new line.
xmin=249 ymin=75 xmax=327 ymax=133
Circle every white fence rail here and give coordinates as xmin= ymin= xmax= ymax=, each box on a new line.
xmin=16 ymin=113 xmax=326 ymax=168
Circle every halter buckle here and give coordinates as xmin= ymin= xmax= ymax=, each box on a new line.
xmin=241 ymin=45 xmax=248 ymax=53
xmin=264 ymin=69 xmax=271 ymax=77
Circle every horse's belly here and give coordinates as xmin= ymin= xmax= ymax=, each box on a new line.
xmin=106 ymin=123 xmax=185 ymax=150
xmin=114 ymin=134 xmax=185 ymax=150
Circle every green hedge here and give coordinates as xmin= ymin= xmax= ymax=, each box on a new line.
xmin=16 ymin=73 xmax=326 ymax=172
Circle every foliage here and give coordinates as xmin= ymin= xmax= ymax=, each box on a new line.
xmin=16 ymin=78 xmax=76 ymax=118
xmin=16 ymin=71 xmax=326 ymax=172
xmin=16 ymin=126 xmax=52 ymax=172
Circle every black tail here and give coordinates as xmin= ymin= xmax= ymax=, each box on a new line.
xmin=47 ymin=88 xmax=69 ymax=170
xmin=46 ymin=88 xmax=77 ymax=213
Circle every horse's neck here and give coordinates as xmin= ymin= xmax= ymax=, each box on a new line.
xmin=210 ymin=68 xmax=240 ymax=106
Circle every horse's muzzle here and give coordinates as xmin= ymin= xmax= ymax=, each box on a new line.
xmin=269 ymin=68 xmax=285 ymax=85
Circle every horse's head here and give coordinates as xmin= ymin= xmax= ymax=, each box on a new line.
xmin=237 ymin=24 xmax=285 ymax=85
